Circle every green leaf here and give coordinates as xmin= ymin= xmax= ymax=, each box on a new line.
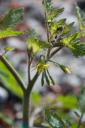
xmin=62 ymin=32 xmax=81 ymax=47
xmin=4 ymin=47 xmax=14 ymax=53
xmin=76 ymin=6 xmax=84 ymax=31
xmin=0 ymin=28 xmax=23 ymax=39
xmin=27 ymin=37 xmax=50 ymax=53
xmin=50 ymin=19 xmax=66 ymax=35
xmin=57 ymin=95 xmax=78 ymax=109
xmin=70 ymin=42 xmax=85 ymax=57
xmin=48 ymin=8 xmax=64 ymax=22
xmin=45 ymin=110 xmax=65 ymax=128
xmin=0 ymin=57 xmax=23 ymax=98
xmin=62 ymin=22 xmax=74 ymax=34
xmin=42 ymin=0 xmax=52 ymax=11
xmin=0 ymin=112 xmax=13 ymax=125
xmin=1 ymin=8 xmax=24 ymax=29
xmin=61 ymin=32 xmax=85 ymax=56
xmin=31 ymin=92 xmax=41 ymax=106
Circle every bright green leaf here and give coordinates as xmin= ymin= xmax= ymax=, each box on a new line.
xmin=62 ymin=22 xmax=74 ymax=34
xmin=0 ymin=112 xmax=13 ymax=125
xmin=0 ymin=28 xmax=23 ymax=39
xmin=31 ymin=92 xmax=41 ymax=106
xmin=57 ymin=95 xmax=78 ymax=109
xmin=4 ymin=47 xmax=14 ymax=53
xmin=50 ymin=19 xmax=66 ymax=35
xmin=27 ymin=37 xmax=50 ymax=53
xmin=0 ymin=57 xmax=23 ymax=98
xmin=48 ymin=8 xmax=64 ymax=22
xmin=62 ymin=32 xmax=81 ymax=46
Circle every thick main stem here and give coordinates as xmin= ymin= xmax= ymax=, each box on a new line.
xmin=22 ymin=72 xmax=39 ymax=128
xmin=22 ymin=91 xmax=30 ymax=128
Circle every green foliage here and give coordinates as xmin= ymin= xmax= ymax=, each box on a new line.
xmin=57 ymin=95 xmax=78 ymax=109
xmin=62 ymin=22 xmax=74 ymax=34
xmin=50 ymin=19 xmax=66 ymax=36
xmin=0 ymin=112 xmax=13 ymax=125
xmin=42 ymin=0 xmax=52 ymax=12
xmin=27 ymin=37 xmax=50 ymax=53
xmin=31 ymin=92 xmax=42 ymax=106
xmin=0 ymin=0 xmax=85 ymax=127
xmin=0 ymin=28 xmax=23 ymax=39
xmin=0 ymin=57 xmax=23 ymax=98
xmin=78 ymin=86 xmax=85 ymax=112
xmin=61 ymin=32 xmax=85 ymax=57
xmin=4 ymin=47 xmax=15 ymax=54
xmin=0 ymin=8 xmax=24 ymax=29
xmin=45 ymin=110 xmax=65 ymax=128
xmin=47 ymin=8 xmax=64 ymax=22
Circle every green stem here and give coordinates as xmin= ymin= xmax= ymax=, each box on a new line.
xmin=77 ymin=111 xmax=84 ymax=128
xmin=22 ymin=72 xmax=39 ymax=128
xmin=22 ymin=91 xmax=30 ymax=128
xmin=50 ymin=46 xmax=63 ymax=59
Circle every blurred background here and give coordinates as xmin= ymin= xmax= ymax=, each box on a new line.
xmin=0 ymin=0 xmax=85 ymax=127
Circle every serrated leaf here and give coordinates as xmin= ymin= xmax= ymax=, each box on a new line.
xmin=70 ymin=42 xmax=85 ymax=57
xmin=48 ymin=8 xmax=64 ymax=22
xmin=45 ymin=110 xmax=65 ymax=128
xmin=0 ymin=28 xmax=23 ymax=39
xmin=27 ymin=37 xmax=50 ymax=53
xmin=58 ymin=64 xmax=71 ymax=74
xmin=62 ymin=22 xmax=74 ymax=34
xmin=0 ymin=56 xmax=23 ymax=98
xmin=42 ymin=0 xmax=52 ymax=11
xmin=50 ymin=19 xmax=66 ymax=35
xmin=1 ymin=8 xmax=24 ymax=29
xmin=62 ymin=32 xmax=81 ymax=47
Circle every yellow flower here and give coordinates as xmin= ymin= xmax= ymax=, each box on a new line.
xmin=36 ymin=63 xmax=49 ymax=73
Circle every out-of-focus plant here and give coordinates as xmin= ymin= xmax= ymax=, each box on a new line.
xmin=0 ymin=0 xmax=85 ymax=128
